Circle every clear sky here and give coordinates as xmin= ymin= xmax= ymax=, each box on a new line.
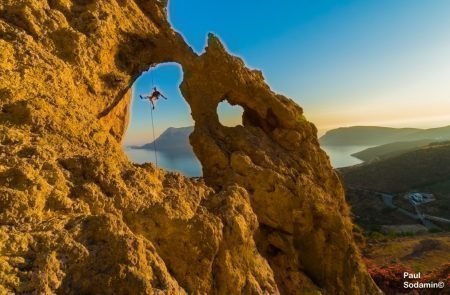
xmin=124 ymin=0 xmax=450 ymax=145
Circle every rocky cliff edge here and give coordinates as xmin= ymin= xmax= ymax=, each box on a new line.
xmin=0 ymin=0 xmax=379 ymax=294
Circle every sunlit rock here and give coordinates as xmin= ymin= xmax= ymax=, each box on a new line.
xmin=0 ymin=0 xmax=379 ymax=294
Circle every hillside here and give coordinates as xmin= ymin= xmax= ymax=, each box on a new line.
xmin=364 ymin=234 xmax=450 ymax=294
xmin=345 ymin=189 xmax=417 ymax=230
xmin=413 ymin=125 xmax=450 ymax=140
xmin=351 ymin=139 xmax=435 ymax=162
xmin=0 ymin=0 xmax=378 ymax=294
xmin=320 ymin=125 xmax=450 ymax=146
xmin=135 ymin=126 xmax=193 ymax=151
xmin=342 ymin=142 xmax=450 ymax=193
xmin=339 ymin=144 xmax=450 ymax=222
xmin=366 ymin=233 xmax=450 ymax=274
xmin=320 ymin=126 xmax=420 ymax=145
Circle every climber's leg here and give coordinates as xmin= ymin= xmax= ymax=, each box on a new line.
xmin=150 ymin=98 xmax=155 ymax=110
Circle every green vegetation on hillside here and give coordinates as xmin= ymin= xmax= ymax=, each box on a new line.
xmin=320 ymin=125 xmax=450 ymax=146
xmin=351 ymin=139 xmax=435 ymax=162
xmin=320 ymin=126 xmax=419 ymax=145
xmin=342 ymin=143 xmax=450 ymax=220
xmin=346 ymin=189 xmax=417 ymax=230
xmin=342 ymin=143 xmax=450 ymax=192
xmin=364 ymin=233 xmax=450 ymax=294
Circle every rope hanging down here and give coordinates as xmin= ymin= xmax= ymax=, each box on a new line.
xmin=151 ymin=70 xmax=158 ymax=167
xmin=151 ymin=69 xmax=155 ymax=88
xmin=150 ymin=106 xmax=158 ymax=167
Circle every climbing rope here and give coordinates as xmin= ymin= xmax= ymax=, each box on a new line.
xmin=150 ymin=105 xmax=158 ymax=168
xmin=148 ymin=67 xmax=158 ymax=168
xmin=151 ymin=69 xmax=155 ymax=88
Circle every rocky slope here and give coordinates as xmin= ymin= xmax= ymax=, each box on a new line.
xmin=0 ymin=0 xmax=379 ymax=294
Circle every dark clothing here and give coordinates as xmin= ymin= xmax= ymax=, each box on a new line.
xmin=140 ymin=89 xmax=167 ymax=109
xmin=140 ymin=89 xmax=166 ymax=110
xmin=151 ymin=90 xmax=161 ymax=99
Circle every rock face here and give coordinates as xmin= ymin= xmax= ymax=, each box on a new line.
xmin=0 ymin=0 xmax=380 ymax=294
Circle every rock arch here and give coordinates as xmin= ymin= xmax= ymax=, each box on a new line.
xmin=0 ymin=0 xmax=380 ymax=294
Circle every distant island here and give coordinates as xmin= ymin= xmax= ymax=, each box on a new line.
xmin=320 ymin=125 xmax=450 ymax=146
xmin=131 ymin=126 xmax=194 ymax=152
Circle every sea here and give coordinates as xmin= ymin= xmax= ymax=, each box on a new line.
xmin=320 ymin=145 xmax=372 ymax=168
xmin=124 ymin=147 xmax=202 ymax=177
xmin=124 ymin=145 xmax=372 ymax=177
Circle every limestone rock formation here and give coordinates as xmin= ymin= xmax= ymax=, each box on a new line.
xmin=0 ymin=0 xmax=380 ymax=294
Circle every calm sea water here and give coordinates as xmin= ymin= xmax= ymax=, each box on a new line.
xmin=124 ymin=145 xmax=372 ymax=177
xmin=124 ymin=147 xmax=202 ymax=177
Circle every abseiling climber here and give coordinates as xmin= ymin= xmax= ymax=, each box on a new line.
xmin=140 ymin=87 xmax=167 ymax=109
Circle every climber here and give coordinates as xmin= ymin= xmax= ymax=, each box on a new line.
xmin=140 ymin=87 xmax=167 ymax=109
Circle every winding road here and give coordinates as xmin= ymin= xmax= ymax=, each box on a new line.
xmin=380 ymin=193 xmax=440 ymax=230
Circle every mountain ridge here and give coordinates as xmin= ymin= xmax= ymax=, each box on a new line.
xmin=320 ymin=125 xmax=450 ymax=146
xmin=342 ymin=142 xmax=450 ymax=193
xmin=132 ymin=126 xmax=193 ymax=151
xmin=351 ymin=139 xmax=436 ymax=162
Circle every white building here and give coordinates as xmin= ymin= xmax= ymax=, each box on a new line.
xmin=404 ymin=192 xmax=435 ymax=205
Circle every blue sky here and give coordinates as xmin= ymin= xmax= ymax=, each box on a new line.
xmin=124 ymin=0 xmax=450 ymax=145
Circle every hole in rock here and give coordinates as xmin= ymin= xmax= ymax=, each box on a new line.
xmin=217 ymin=100 xmax=244 ymax=127
xmin=123 ymin=63 xmax=202 ymax=177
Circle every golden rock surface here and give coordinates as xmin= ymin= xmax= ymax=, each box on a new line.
xmin=0 ymin=0 xmax=380 ymax=294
